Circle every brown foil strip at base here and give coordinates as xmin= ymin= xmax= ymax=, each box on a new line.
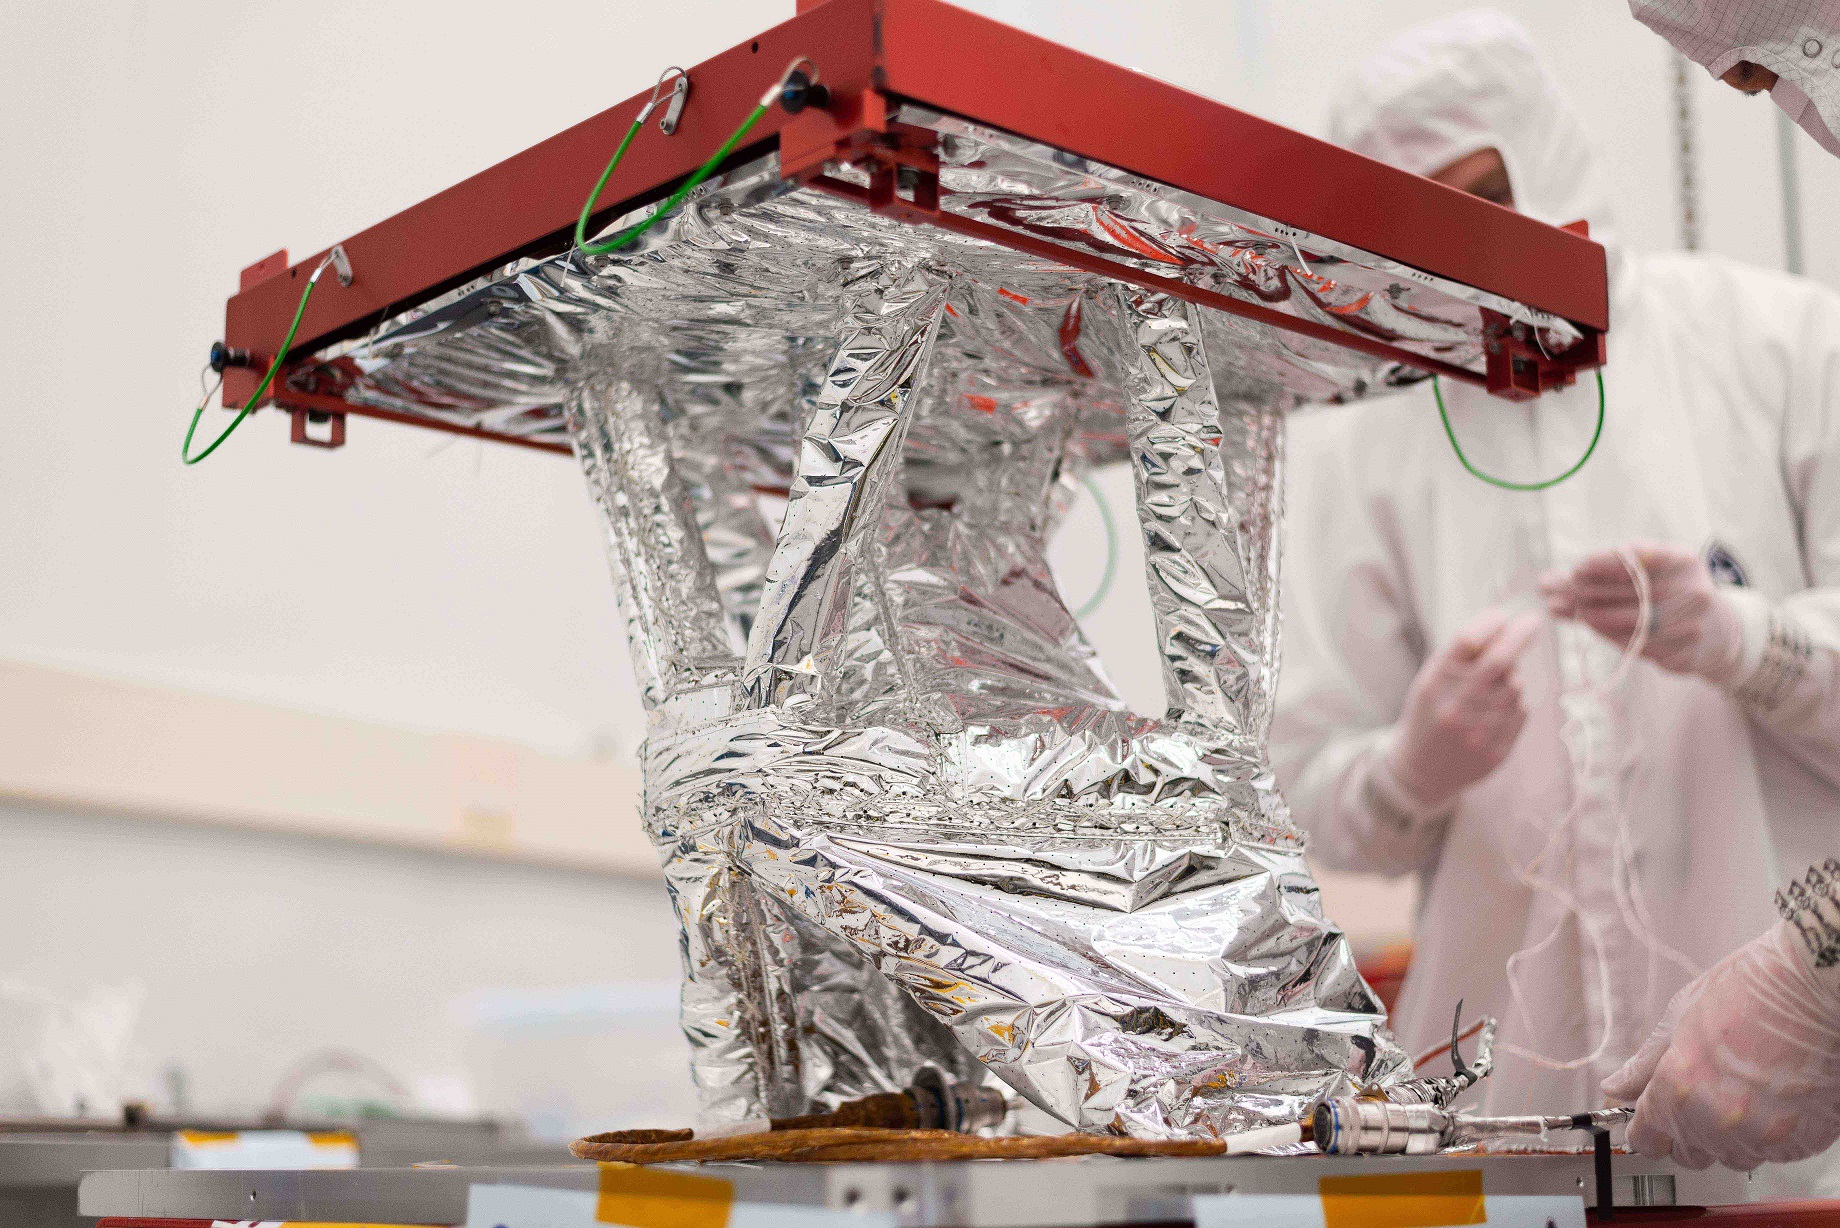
xmin=571 ymin=1127 xmax=1229 ymax=1164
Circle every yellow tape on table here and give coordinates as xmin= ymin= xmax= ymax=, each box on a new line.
xmin=1318 ymin=1171 xmax=1486 ymax=1228
xmin=596 ymin=1163 xmax=734 ymax=1228
xmin=179 ymin=1130 xmax=242 ymax=1145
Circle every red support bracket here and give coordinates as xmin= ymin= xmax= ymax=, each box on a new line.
xmin=273 ymin=387 xmax=573 ymax=457
xmin=1480 ymin=219 xmax=1605 ymax=400
xmin=1479 ymin=308 xmax=1604 ymax=401
xmin=288 ymin=405 xmax=347 ymax=450
xmin=225 ymin=249 xmax=290 ymax=410
xmin=783 ymin=100 xmax=944 ymax=228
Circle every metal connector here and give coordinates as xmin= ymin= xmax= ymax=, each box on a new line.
xmin=907 ymin=1066 xmax=1007 ymax=1134
xmin=659 ymin=72 xmax=691 ymax=134
xmin=208 ymin=341 xmax=251 ymax=374
xmin=308 ymin=244 xmax=354 ymax=288
xmin=779 ymin=68 xmax=828 ymax=114
xmin=1312 ymin=1098 xmax=1631 ymax=1156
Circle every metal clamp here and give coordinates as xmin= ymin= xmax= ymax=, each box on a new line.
xmin=659 ymin=71 xmax=691 ymax=134
xmin=636 ymin=67 xmax=689 ymax=133
xmin=309 ymin=244 xmax=354 ymax=289
xmin=289 ymin=406 xmax=346 ymax=450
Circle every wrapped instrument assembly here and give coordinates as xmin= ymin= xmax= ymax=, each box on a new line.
xmin=281 ymin=114 xmax=1584 ymax=1139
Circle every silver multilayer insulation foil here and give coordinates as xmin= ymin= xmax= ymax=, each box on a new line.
xmin=291 ymin=109 xmax=1573 ymax=1138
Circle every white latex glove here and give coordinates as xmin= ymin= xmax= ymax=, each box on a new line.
xmin=1384 ymin=607 xmax=1544 ymax=813
xmin=1603 ymin=921 xmax=1840 ymax=1171
xmin=1540 ymin=544 xmax=1747 ymax=684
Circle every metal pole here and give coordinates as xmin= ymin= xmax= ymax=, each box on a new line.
xmin=1673 ymin=52 xmax=1700 ymax=251
xmin=1778 ymin=108 xmax=1806 ymax=275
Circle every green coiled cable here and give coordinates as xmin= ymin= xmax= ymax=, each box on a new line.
xmin=1433 ymin=367 xmax=1605 ymax=492
xmin=183 ymin=254 xmax=337 ymax=465
xmin=574 ymin=68 xmax=780 ymax=257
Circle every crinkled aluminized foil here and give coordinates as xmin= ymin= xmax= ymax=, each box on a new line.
xmin=295 ymin=106 xmax=1571 ymax=445
xmin=284 ymin=117 xmax=1577 ymax=1136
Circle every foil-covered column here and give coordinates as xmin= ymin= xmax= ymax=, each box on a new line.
xmin=636 ymin=262 xmax=982 ymax=1124
xmin=568 ymin=334 xmax=734 ymax=706
xmin=740 ymin=286 xmax=1405 ymax=1140
xmin=1112 ymin=288 xmax=1279 ymax=747
xmin=568 ymin=336 xmax=768 ymax=1124
xmin=679 ymin=449 xmax=775 ymax=652
xmin=743 ymin=265 xmax=952 ymax=711
xmin=665 ymin=340 xmax=809 ymax=654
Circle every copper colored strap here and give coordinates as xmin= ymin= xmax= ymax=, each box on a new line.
xmin=572 ymin=1127 xmax=1229 ymax=1164
xmin=772 ymin=1091 xmax=924 ymax=1131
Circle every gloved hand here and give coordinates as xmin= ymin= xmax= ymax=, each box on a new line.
xmin=1383 ymin=607 xmax=1544 ymax=813
xmin=1603 ymin=921 xmax=1840 ymax=1171
xmin=1540 ymin=544 xmax=1748 ymax=684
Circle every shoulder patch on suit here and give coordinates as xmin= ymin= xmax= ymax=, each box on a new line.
xmin=1706 ymin=541 xmax=1748 ymax=588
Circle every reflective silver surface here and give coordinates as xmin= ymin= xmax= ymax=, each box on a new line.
xmin=280 ymin=117 xmax=1580 ymax=1137
xmin=293 ymin=107 xmax=1571 ymax=446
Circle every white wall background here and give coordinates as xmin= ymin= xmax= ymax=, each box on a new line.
xmin=4 ymin=0 xmax=1835 ymax=1128
xmin=0 ymin=799 xmax=689 ymax=1135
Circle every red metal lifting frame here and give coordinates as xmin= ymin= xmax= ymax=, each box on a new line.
xmin=220 ymin=0 xmax=1610 ymax=453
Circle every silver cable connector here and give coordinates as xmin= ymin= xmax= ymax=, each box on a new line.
xmin=1313 ymin=1098 xmax=1632 ymax=1155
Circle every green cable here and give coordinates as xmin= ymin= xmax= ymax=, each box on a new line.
xmin=1076 ymin=474 xmax=1119 ymax=620
xmin=1433 ymin=367 xmax=1605 ymax=492
xmin=187 ymin=67 xmax=779 ymax=464
xmin=574 ymin=99 xmax=769 ymax=257
xmin=182 ymin=266 xmax=324 ymax=465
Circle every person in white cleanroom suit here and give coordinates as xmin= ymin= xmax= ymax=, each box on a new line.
xmin=1272 ymin=10 xmax=1840 ymax=1194
xmin=1628 ymin=0 xmax=1840 ymax=159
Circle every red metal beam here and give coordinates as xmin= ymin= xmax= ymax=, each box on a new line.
xmin=222 ymin=0 xmax=1608 ymax=421
xmin=223 ymin=0 xmax=884 ymax=407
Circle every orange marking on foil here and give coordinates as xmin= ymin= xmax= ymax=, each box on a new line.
xmin=966 ymin=394 xmax=998 ymax=414
xmin=1059 ymin=299 xmax=1096 ymax=378
xmin=1095 ymin=211 xmax=1184 ymax=264
xmin=997 ymin=286 xmax=1031 ymax=304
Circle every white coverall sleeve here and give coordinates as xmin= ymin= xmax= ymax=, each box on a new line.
xmin=1730 ymin=275 xmax=1840 ymax=779
xmin=1273 ymin=413 xmax=1446 ymax=877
